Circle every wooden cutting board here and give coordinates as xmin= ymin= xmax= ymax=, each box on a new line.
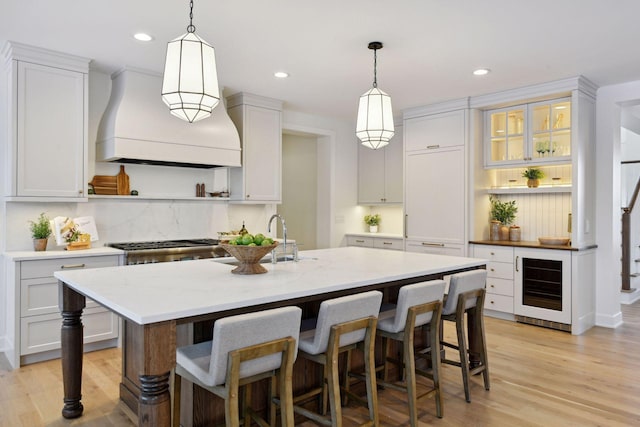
xmin=116 ymin=165 xmax=130 ymax=195
xmin=89 ymin=165 xmax=130 ymax=195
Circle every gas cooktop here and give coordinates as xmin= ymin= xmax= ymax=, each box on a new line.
xmin=108 ymin=238 xmax=219 ymax=251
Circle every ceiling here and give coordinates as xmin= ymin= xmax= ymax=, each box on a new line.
xmin=2 ymin=0 xmax=640 ymax=122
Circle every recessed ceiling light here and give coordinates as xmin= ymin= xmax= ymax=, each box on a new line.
xmin=473 ymin=68 xmax=490 ymax=76
xmin=274 ymin=71 xmax=289 ymax=78
xmin=133 ymin=33 xmax=154 ymax=42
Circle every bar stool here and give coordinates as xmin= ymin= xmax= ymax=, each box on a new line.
xmin=441 ymin=269 xmax=490 ymax=403
xmin=172 ymin=306 xmax=302 ymax=427
xmin=370 ymin=280 xmax=446 ymax=426
xmin=293 ymin=290 xmax=383 ymax=427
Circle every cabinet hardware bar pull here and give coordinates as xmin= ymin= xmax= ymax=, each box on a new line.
xmin=355 ymin=240 xmax=365 ymax=243
xmin=383 ymin=242 xmax=392 ymax=245
xmin=515 ymin=256 xmax=519 ymax=272
xmin=404 ymin=214 xmax=408 ymax=238
xmin=421 ymin=242 xmax=445 ymax=247
xmin=61 ymin=263 xmax=86 ymax=269
xmin=426 ymin=144 xmax=440 ymax=149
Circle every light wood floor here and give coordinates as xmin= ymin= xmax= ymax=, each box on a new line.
xmin=2 ymin=303 xmax=639 ymax=427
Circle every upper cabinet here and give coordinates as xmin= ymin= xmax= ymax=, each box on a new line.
xmin=485 ymin=97 xmax=571 ymax=168
xmin=404 ymin=109 xmax=465 ymax=151
xmin=358 ymin=125 xmax=403 ymax=204
xmin=227 ymin=93 xmax=283 ymax=203
xmin=2 ymin=42 xmax=89 ymax=201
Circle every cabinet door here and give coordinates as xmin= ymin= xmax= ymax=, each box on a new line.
xmin=529 ymin=98 xmax=572 ymax=163
xmin=383 ymin=126 xmax=403 ymax=203
xmin=16 ymin=61 xmax=85 ymax=198
xmin=357 ymin=143 xmax=385 ymax=203
xmin=405 ymin=147 xmax=465 ymax=244
xmin=485 ymin=105 xmax=525 ymax=166
xmin=404 ymin=110 xmax=465 ymax=152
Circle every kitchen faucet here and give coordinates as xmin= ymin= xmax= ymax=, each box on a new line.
xmin=268 ymin=214 xmax=297 ymax=262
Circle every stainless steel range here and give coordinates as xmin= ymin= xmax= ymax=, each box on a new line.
xmin=108 ymin=238 xmax=223 ymax=264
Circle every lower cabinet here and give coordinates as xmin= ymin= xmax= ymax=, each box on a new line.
xmin=346 ymin=234 xmax=403 ymax=251
xmin=472 ymin=244 xmax=515 ymax=316
xmin=10 ymin=253 xmax=121 ymax=367
xmin=405 ymin=239 xmax=464 ymax=257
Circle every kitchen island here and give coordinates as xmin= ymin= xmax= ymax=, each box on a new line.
xmin=55 ymin=246 xmax=485 ymax=426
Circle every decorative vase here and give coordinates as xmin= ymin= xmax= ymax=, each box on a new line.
xmin=499 ymin=225 xmax=510 ymax=241
xmin=490 ymin=221 xmax=501 ymax=241
xmin=33 ymin=238 xmax=48 ymax=251
xmin=527 ymin=178 xmax=540 ymax=188
xmin=369 ymin=225 xmax=378 ymax=233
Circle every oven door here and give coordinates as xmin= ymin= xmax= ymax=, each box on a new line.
xmin=514 ymin=248 xmax=571 ymax=324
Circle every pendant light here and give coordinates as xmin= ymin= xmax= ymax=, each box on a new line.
xmin=161 ymin=0 xmax=220 ymax=123
xmin=356 ymin=41 xmax=394 ymax=150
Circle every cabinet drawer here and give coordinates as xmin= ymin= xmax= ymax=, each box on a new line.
xmin=20 ymin=307 xmax=118 ymax=355
xmin=346 ymin=236 xmax=374 ymax=248
xmin=484 ymin=293 xmax=514 ymax=313
xmin=21 ymin=278 xmax=101 ymax=317
xmin=373 ymin=238 xmax=403 ymax=251
xmin=21 ymin=255 xmax=120 ymax=279
xmin=473 ymin=245 xmax=513 ymax=263
xmin=486 ymin=277 xmax=514 ymax=297
xmin=405 ymin=240 xmax=463 ymax=257
xmin=487 ymin=261 xmax=514 ymax=280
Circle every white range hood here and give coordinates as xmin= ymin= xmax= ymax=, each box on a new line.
xmin=96 ymin=68 xmax=241 ymax=168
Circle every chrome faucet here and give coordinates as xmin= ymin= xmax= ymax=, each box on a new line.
xmin=268 ymin=214 xmax=287 ymax=254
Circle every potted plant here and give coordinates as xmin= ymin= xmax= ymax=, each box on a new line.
xmin=29 ymin=212 xmax=52 ymax=251
xmin=489 ymin=196 xmax=518 ymax=240
xmin=522 ymin=167 xmax=545 ymax=188
xmin=364 ymin=214 xmax=381 ymax=233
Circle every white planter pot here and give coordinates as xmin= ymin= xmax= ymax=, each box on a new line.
xmin=369 ymin=225 xmax=378 ymax=233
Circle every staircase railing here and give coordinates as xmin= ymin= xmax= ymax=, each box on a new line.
xmin=621 ymin=162 xmax=640 ymax=292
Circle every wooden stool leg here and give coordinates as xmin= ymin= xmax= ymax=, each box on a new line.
xmin=381 ymin=336 xmax=390 ymax=382
xmin=457 ymin=313 xmax=471 ymax=403
xmin=342 ymin=349 xmax=352 ymax=406
xmin=173 ymin=373 xmax=182 ymax=427
xmin=364 ymin=327 xmax=379 ymax=426
xmin=243 ymin=384 xmax=251 ymax=427
xmin=430 ymin=322 xmax=443 ymax=418
xmin=475 ymin=308 xmax=490 ymax=391
xmin=327 ymin=352 xmax=343 ymax=427
xmin=404 ymin=332 xmax=418 ymax=427
xmin=270 ymin=374 xmax=277 ymax=427
xmin=280 ymin=368 xmax=295 ymax=427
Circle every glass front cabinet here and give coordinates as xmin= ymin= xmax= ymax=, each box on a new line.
xmin=485 ymin=97 xmax=571 ymax=167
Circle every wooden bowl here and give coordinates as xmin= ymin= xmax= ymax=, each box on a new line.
xmin=538 ymin=237 xmax=570 ymax=246
xmin=220 ymin=242 xmax=278 ymax=274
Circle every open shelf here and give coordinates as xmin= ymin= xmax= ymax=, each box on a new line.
xmin=88 ymin=195 xmax=230 ymax=201
xmin=487 ymin=186 xmax=572 ymax=195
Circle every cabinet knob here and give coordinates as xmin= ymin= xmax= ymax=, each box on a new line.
xmin=490 ymin=300 xmax=495 ymax=304
xmin=490 ymin=284 xmax=495 ymax=288
xmin=246 ymin=194 xmax=250 ymax=198
xmin=490 ymin=252 xmax=495 ymax=255
xmin=490 ymin=268 xmax=495 ymax=272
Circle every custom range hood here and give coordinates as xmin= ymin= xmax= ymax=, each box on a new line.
xmin=96 ymin=68 xmax=241 ymax=168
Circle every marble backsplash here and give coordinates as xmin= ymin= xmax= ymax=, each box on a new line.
xmin=3 ymin=200 xmax=276 ymax=251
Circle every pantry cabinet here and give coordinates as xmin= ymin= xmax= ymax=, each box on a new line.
xmin=403 ymin=105 xmax=468 ymax=256
xmin=2 ymin=42 xmax=89 ymax=200
xmin=484 ymin=97 xmax=571 ymax=168
xmin=227 ymin=93 xmax=283 ymax=203
xmin=357 ymin=125 xmax=403 ymax=204
xmin=4 ymin=251 xmax=122 ymax=368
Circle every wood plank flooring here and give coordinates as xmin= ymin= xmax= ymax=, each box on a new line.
xmin=2 ymin=303 xmax=639 ymax=426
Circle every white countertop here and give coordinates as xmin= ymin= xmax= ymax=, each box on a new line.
xmin=4 ymin=246 xmax=124 ymax=261
xmin=345 ymin=232 xmax=404 ymax=239
xmin=54 ymin=246 xmax=485 ymax=325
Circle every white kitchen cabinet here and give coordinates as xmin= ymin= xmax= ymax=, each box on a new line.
xmin=405 ymin=239 xmax=463 ymax=257
xmin=404 ymin=110 xmax=465 ymax=152
xmin=2 ymin=42 xmax=89 ymax=200
xmin=484 ymin=97 xmax=571 ymax=168
xmin=472 ymin=244 xmax=515 ymax=317
xmin=346 ymin=234 xmax=403 ymax=251
xmin=6 ymin=252 xmax=121 ymax=367
xmin=227 ymin=93 xmax=283 ymax=203
xmin=358 ymin=125 xmax=403 ymax=204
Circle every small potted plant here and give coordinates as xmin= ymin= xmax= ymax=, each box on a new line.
xmin=29 ymin=212 xmax=52 ymax=251
xmin=364 ymin=214 xmax=381 ymax=233
xmin=522 ymin=167 xmax=545 ymax=188
xmin=489 ymin=196 xmax=518 ymax=240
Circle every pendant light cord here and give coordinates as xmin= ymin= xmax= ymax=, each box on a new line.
xmin=187 ymin=0 xmax=196 ymax=33
xmin=372 ymin=48 xmax=378 ymax=88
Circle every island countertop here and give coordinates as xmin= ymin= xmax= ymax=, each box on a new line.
xmin=54 ymin=246 xmax=486 ymax=325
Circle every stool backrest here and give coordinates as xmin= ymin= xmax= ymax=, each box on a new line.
xmin=442 ymin=270 xmax=487 ymax=316
xmin=386 ymin=280 xmax=446 ymax=333
xmin=208 ymin=306 xmax=302 ymax=386
xmin=306 ymin=290 xmax=382 ymax=355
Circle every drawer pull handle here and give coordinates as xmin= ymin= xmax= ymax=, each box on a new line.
xmin=355 ymin=240 xmax=365 ymax=243
xmin=421 ymin=242 xmax=445 ymax=247
xmin=515 ymin=256 xmax=519 ymax=272
xmin=427 ymin=144 xmax=440 ymax=149
xmin=61 ymin=263 xmax=86 ymax=269
xmin=383 ymin=242 xmax=392 ymax=245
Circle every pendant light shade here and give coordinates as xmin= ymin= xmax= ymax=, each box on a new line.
xmin=356 ymin=41 xmax=394 ymax=150
xmin=162 ymin=0 xmax=220 ymax=123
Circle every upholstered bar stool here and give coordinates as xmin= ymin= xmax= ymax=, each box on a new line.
xmin=366 ymin=280 xmax=446 ymax=426
xmin=172 ymin=306 xmax=302 ymax=427
xmin=441 ymin=269 xmax=490 ymax=403
xmin=293 ymin=290 xmax=383 ymax=427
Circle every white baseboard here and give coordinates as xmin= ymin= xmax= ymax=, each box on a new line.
xmin=620 ymin=288 xmax=640 ymax=305
xmin=595 ymin=311 xmax=624 ymax=329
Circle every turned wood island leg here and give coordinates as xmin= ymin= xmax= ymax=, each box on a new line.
xmin=59 ymin=282 xmax=86 ymax=419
